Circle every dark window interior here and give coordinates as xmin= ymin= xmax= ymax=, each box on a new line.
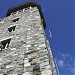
xmin=33 ymin=63 xmax=41 ymax=75
xmin=0 ymin=38 xmax=11 ymax=50
xmin=8 ymin=25 xmax=16 ymax=32
xmin=3 ymin=74 xmax=7 ymax=75
xmin=12 ymin=18 xmax=19 ymax=22
xmin=33 ymin=63 xmax=40 ymax=71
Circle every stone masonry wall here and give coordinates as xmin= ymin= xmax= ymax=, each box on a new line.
xmin=0 ymin=6 xmax=56 ymax=75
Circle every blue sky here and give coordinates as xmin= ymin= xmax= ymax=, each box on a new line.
xmin=0 ymin=0 xmax=74 ymax=75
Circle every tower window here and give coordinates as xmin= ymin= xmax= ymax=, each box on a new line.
xmin=0 ymin=37 xmax=11 ymax=50
xmin=12 ymin=17 xmax=19 ymax=22
xmin=8 ymin=25 xmax=16 ymax=32
xmin=33 ymin=63 xmax=41 ymax=75
xmin=33 ymin=63 xmax=40 ymax=71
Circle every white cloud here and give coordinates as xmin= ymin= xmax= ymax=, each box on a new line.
xmin=61 ymin=54 xmax=70 ymax=58
xmin=58 ymin=59 xmax=64 ymax=68
xmin=74 ymin=61 xmax=75 ymax=74
xmin=58 ymin=53 xmax=70 ymax=60
xmin=56 ymin=53 xmax=74 ymax=73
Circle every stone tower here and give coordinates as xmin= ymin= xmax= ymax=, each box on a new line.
xmin=0 ymin=1 xmax=57 ymax=75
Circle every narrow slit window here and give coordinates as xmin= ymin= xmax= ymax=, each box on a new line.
xmin=8 ymin=25 xmax=16 ymax=32
xmin=0 ymin=37 xmax=11 ymax=50
xmin=33 ymin=63 xmax=41 ymax=75
xmin=12 ymin=17 xmax=19 ymax=22
xmin=33 ymin=64 xmax=40 ymax=71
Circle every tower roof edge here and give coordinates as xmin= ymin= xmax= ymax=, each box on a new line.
xmin=6 ymin=1 xmax=46 ymax=29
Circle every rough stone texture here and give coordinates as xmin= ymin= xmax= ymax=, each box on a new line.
xmin=0 ymin=6 xmax=57 ymax=75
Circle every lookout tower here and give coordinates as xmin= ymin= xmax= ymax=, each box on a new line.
xmin=0 ymin=1 xmax=57 ymax=75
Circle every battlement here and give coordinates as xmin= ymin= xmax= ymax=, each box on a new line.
xmin=6 ymin=1 xmax=46 ymax=29
xmin=0 ymin=1 xmax=56 ymax=75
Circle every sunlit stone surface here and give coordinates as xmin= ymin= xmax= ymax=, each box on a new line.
xmin=0 ymin=1 xmax=57 ymax=75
